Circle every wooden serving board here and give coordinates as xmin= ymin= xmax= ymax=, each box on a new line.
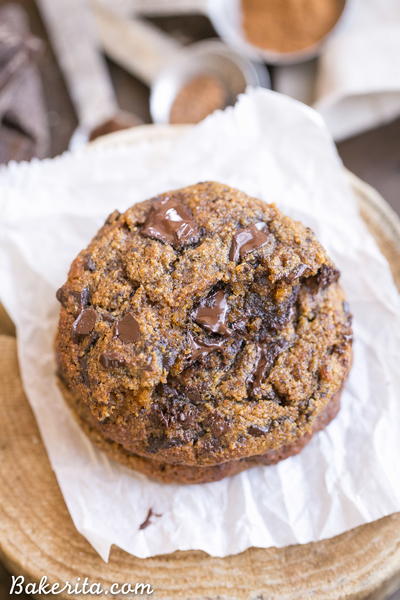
xmin=1 ymin=125 xmax=400 ymax=600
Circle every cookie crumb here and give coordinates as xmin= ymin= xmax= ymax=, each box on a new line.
xmin=139 ymin=508 xmax=162 ymax=530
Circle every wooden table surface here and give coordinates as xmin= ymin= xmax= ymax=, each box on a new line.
xmin=1 ymin=1 xmax=399 ymax=598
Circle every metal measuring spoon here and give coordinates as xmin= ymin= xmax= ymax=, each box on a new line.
xmin=92 ymin=0 xmax=270 ymax=125
xmin=100 ymin=0 xmax=349 ymax=66
xmin=37 ymin=0 xmax=142 ymax=149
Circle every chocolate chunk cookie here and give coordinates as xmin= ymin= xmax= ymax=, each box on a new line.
xmin=55 ymin=182 xmax=352 ymax=484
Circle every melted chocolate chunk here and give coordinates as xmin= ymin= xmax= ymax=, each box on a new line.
xmin=252 ymin=338 xmax=289 ymax=392
xmin=193 ymin=290 xmax=231 ymax=335
xmin=116 ymin=312 xmax=140 ymax=343
xmin=187 ymin=332 xmax=225 ymax=361
xmin=100 ymin=351 xmax=127 ymax=369
xmin=72 ymin=308 xmax=97 ymax=338
xmin=229 ymin=222 xmax=270 ymax=262
xmin=247 ymin=423 xmax=270 ymax=436
xmin=141 ymin=196 xmax=200 ymax=248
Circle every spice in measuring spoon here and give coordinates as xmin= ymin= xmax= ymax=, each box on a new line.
xmin=241 ymin=0 xmax=346 ymax=54
xmin=169 ymin=74 xmax=227 ymax=125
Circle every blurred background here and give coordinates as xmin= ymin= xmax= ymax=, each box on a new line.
xmin=0 ymin=0 xmax=400 ymax=597
xmin=1 ymin=0 xmax=399 ymax=215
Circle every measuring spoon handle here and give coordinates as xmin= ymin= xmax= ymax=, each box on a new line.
xmin=92 ymin=0 xmax=182 ymax=86
xmin=38 ymin=0 xmax=118 ymax=131
xmin=101 ymin=0 xmax=208 ymax=16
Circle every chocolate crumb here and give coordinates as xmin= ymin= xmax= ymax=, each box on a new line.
xmin=187 ymin=332 xmax=225 ymax=361
xmin=230 ymin=222 xmax=271 ymax=262
xmin=139 ymin=508 xmax=162 ymax=530
xmin=193 ymin=290 xmax=231 ymax=335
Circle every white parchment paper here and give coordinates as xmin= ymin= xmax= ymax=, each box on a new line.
xmin=275 ymin=0 xmax=400 ymax=140
xmin=1 ymin=89 xmax=399 ymax=561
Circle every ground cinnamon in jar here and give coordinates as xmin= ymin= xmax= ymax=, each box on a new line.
xmin=169 ymin=74 xmax=227 ymax=124
xmin=241 ymin=0 xmax=345 ymax=54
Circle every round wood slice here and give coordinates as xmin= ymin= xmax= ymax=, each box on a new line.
xmin=1 ymin=125 xmax=400 ymax=600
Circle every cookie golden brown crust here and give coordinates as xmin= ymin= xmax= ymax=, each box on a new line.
xmin=55 ymin=182 xmax=352 ymax=483
xmin=59 ymin=378 xmax=343 ymax=484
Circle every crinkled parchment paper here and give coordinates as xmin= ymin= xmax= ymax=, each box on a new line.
xmin=1 ymin=89 xmax=399 ymax=561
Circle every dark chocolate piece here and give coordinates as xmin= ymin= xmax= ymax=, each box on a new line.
xmin=74 ymin=287 xmax=90 ymax=309
xmin=141 ymin=196 xmax=200 ymax=248
xmin=55 ymin=286 xmax=65 ymax=305
xmin=230 ymin=222 xmax=270 ymax=262
xmin=252 ymin=338 xmax=289 ymax=392
xmin=100 ymin=351 xmax=127 ymax=369
xmin=193 ymin=290 xmax=231 ymax=335
xmin=56 ymin=286 xmax=90 ymax=312
xmin=187 ymin=332 xmax=225 ymax=361
xmin=72 ymin=308 xmax=97 ymax=337
xmin=116 ymin=312 xmax=141 ymax=344
xmin=247 ymin=423 xmax=270 ymax=436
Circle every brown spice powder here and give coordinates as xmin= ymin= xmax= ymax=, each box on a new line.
xmin=242 ymin=0 xmax=345 ymax=54
xmin=169 ymin=74 xmax=227 ymax=125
